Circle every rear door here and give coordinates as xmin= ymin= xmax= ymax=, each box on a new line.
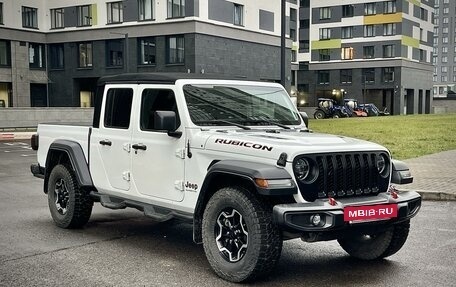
xmin=90 ymin=85 xmax=135 ymax=193
xmin=130 ymin=86 xmax=185 ymax=202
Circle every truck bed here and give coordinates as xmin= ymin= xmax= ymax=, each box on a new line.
xmin=37 ymin=123 xmax=92 ymax=168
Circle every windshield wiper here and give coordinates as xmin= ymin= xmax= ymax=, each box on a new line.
xmin=194 ymin=120 xmax=251 ymax=130
xmin=247 ymin=119 xmax=291 ymax=129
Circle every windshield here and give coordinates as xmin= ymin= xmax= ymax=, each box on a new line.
xmin=183 ymin=84 xmax=301 ymax=127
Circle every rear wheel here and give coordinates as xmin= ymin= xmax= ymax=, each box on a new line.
xmin=338 ymin=220 xmax=410 ymax=260
xmin=314 ymin=110 xmax=326 ymax=119
xmin=47 ymin=164 xmax=93 ymax=228
xmin=202 ymin=187 xmax=282 ymax=282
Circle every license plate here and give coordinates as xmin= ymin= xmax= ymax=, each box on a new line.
xmin=344 ymin=204 xmax=398 ymax=222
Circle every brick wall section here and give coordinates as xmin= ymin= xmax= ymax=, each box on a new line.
xmin=0 ymin=108 xmax=94 ymax=128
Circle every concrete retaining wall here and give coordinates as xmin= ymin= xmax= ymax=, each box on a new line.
xmin=0 ymin=108 xmax=94 ymax=128
xmin=433 ymin=99 xmax=456 ymax=114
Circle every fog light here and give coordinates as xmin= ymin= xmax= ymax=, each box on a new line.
xmin=310 ymin=214 xmax=321 ymax=226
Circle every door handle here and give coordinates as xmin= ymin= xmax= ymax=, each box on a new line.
xmin=99 ymin=139 xmax=112 ymax=146
xmin=132 ymin=143 xmax=147 ymax=151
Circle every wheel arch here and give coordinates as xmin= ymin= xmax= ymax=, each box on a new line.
xmin=44 ymin=140 xmax=94 ymax=194
xmin=193 ymin=160 xmax=296 ymax=244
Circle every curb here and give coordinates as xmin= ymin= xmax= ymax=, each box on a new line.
xmin=402 ymin=189 xmax=456 ymax=201
xmin=0 ymin=132 xmax=35 ymax=141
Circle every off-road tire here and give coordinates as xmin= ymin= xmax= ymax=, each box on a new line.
xmin=202 ymin=187 xmax=282 ymax=282
xmin=47 ymin=164 xmax=93 ymax=228
xmin=338 ymin=220 xmax=410 ymax=260
xmin=314 ymin=110 xmax=326 ymax=119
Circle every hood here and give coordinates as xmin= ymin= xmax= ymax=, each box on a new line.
xmin=196 ymin=129 xmax=388 ymax=161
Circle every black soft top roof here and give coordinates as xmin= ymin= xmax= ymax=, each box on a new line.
xmin=97 ymin=73 xmax=244 ymax=85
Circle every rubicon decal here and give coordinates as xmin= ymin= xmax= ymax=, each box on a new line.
xmin=215 ymin=139 xmax=273 ymax=151
xmin=344 ymin=204 xmax=398 ymax=222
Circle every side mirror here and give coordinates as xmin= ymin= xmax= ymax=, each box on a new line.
xmin=299 ymin=111 xmax=309 ymax=128
xmin=154 ymin=111 xmax=182 ymax=138
xmin=391 ymin=159 xmax=413 ymax=184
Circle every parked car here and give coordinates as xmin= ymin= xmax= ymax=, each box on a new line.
xmin=31 ymin=73 xmax=420 ymax=282
xmin=359 ymin=103 xmax=390 ymax=116
xmin=314 ymin=98 xmax=349 ymax=119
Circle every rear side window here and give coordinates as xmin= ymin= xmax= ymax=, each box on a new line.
xmin=104 ymin=88 xmax=133 ymax=129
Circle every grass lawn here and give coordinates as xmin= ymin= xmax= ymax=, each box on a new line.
xmin=308 ymin=113 xmax=456 ymax=160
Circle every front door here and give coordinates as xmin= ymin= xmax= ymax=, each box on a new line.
xmin=90 ymin=86 xmax=135 ymax=192
xmin=131 ymin=87 xmax=185 ymax=202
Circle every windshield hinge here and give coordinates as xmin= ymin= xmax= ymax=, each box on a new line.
xmin=122 ymin=171 xmax=131 ymax=182
xmin=175 ymin=180 xmax=185 ymax=191
xmin=123 ymin=143 xmax=131 ymax=153
xmin=175 ymin=148 xmax=185 ymax=159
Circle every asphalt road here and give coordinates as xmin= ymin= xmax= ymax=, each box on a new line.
xmin=1 ymin=140 xmax=455 ymax=286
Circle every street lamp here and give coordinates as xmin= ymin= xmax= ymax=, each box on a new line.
xmin=280 ymin=0 xmax=286 ymax=87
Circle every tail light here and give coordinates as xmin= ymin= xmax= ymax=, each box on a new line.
xmin=31 ymin=134 xmax=39 ymax=150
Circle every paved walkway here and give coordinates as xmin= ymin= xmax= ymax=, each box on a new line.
xmin=402 ymin=150 xmax=456 ymax=200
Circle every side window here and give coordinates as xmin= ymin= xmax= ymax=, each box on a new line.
xmin=140 ymin=89 xmax=180 ymax=131
xmin=104 ymin=88 xmax=133 ymax=129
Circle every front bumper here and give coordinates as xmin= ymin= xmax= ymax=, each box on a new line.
xmin=273 ymin=190 xmax=421 ymax=233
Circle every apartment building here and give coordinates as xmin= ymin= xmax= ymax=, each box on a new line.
xmin=296 ymin=0 xmax=435 ymax=115
xmin=0 ymin=0 xmax=297 ymax=107
xmin=432 ymin=0 xmax=455 ymax=97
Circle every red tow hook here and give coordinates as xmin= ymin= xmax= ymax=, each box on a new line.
xmin=328 ymin=197 xmax=337 ymax=206
xmin=388 ymin=185 xmax=399 ymax=199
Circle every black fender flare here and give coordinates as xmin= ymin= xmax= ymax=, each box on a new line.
xmin=193 ymin=160 xmax=297 ymax=243
xmin=44 ymin=140 xmax=94 ymax=193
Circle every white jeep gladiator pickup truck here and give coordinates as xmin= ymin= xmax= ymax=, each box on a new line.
xmin=31 ymin=73 xmax=421 ymax=282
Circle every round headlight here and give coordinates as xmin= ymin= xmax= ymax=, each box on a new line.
xmin=294 ymin=158 xmax=310 ymax=180
xmin=376 ymin=154 xmax=387 ymax=174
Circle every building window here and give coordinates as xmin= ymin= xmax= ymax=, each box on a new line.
xmin=317 ymin=71 xmax=330 ymax=85
xmin=290 ymin=28 xmax=297 ymax=41
xmin=363 ymin=46 xmax=375 ymax=59
xmin=107 ymin=2 xmax=123 ymax=24
xmin=167 ymin=35 xmax=184 ymax=64
xmin=384 ymin=1 xmax=396 ymax=14
xmin=433 ymin=55 xmax=437 ymax=64
xmin=49 ymin=44 xmax=64 ymax=69
xmin=443 ymin=17 xmax=448 ymax=24
xmin=50 ymin=8 xmax=64 ymax=29
xmin=442 ymin=27 xmax=448 ymax=34
xmin=106 ymin=39 xmax=124 ymax=67
xmin=22 ymin=6 xmax=38 ymax=28
xmin=300 ymin=19 xmax=309 ymax=29
xmin=443 ymin=37 xmax=448 ymax=44
xmin=138 ymin=0 xmax=153 ymax=20
xmin=167 ymin=0 xmax=185 ymax=18
xmin=382 ymin=67 xmax=394 ymax=82
xmin=341 ymin=27 xmax=353 ymax=39
xmin=319 ymin=49 xmax=330 ymax=61
xmin=138 ymin=37 xmax=155 ymax=65
xmin=433 ymin=75 xmax=437 ymax=82
xmin=442 ymin=56 xmax=448 ymax=63
xmin=420 ymin=7 xmax=427 ymax=20
xmin=340 ymin=69 xmax=352 ymax=84
xmin=341 ymin=47 xmax=354 ymax=60
xmin=443 ymin=7 xmax=449 ymax=14
xmin=441 ymin=66 xmax=448 ymax=73
xmin=420 ymin=49 xmax=426 ymax=62
xmin=383 ymin=44 xmax=395 ymax=58
xmin=290 ymin=8 xmax=297 ymax=22
xmin=441 ymin=75 xmax=448 ymax=82
xmin=77 ymin=5 xmax=92 ymax=26
xmin=342 ymin=5 xmax=354 ymax=18
xmin=383 ymin=23 xmax=396 ymax=36
xmin=0 ymin=40 xmax=11 ymax=66
xmin=365 ymin=3 xmax=376 ymax=15
xmin=364 ymin=25 xmax=375 ymax=37
xmin=299 ymin=40 xmax=309 ymax=53
xmin=0 ymin=2 xmax=3 ymax=24
xmin=291 ymin=50 xmax=297 ymax=62
xmin=29 ymin=43 xmax=45 ymax=69
xmin=319 ymin=7 xmax=331 ymax=20
xmin=454 ymin=56 xmax=456 ymax=62
xmin=363 ymin=68 xmax=375 ymax=83
xmin=319 ymin=28 xmax=331 ymax=40
xmin=234 ymin=4 xmax=244 ymax=26
xmin=442 ymin=47 xmax=448 ymax=53
xmin=78 ymin=42 xmax=93 ymax=68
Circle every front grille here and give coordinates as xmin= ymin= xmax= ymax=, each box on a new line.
xmin=293 ymin=152 xmax=390 ymax=202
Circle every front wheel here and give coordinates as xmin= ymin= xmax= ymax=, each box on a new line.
xmin=202 ymin=187 xmax=282 ymax=282
xmin=314 ymin=110 xmax=326 ymax=119
xmin=338 ymin=220 xmax=410 ymax=260
xmin=47 ymin=164 xmax=93 ymax=228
